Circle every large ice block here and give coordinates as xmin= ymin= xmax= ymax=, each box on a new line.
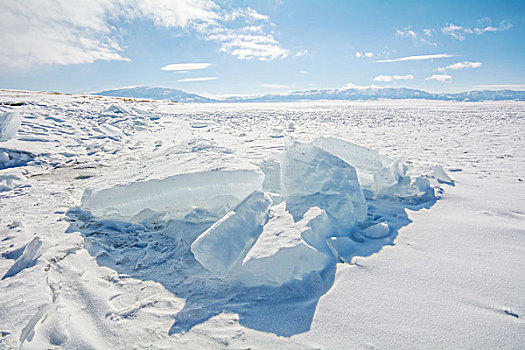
xmin=81 ymin=169 xmax=265 ymax=219
xmin=281 ymin=141 xmax=367 ymax=231
xmin=190 ymin=191 xmax=272 ymax=278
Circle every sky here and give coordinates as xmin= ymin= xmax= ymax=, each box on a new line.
xmin=0 ymin=0 xmax=524 ymax=97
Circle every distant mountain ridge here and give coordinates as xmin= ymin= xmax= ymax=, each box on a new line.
xmin=226 ymin=87 xmax=525 ymax=102
xmin=94 ymin=86 xmax=525 ymax=103
xmin=94 ymin=86 xmax=216 ymax=103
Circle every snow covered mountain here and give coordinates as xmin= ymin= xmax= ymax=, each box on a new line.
xmin=226 ymin=87 xmax=525 ymax=102
xmin=94 ymin=86 xmax=217 ymax=103
xmin=94 ymin=86 xmax=525 ymax=103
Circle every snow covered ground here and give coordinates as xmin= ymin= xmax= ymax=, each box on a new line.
xmin=0 ymin=89 xmax=524 ymax=349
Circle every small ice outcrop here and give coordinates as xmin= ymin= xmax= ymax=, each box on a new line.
xmin=98 ymin=123 xmax=123 ymax=138
xmin=81 ymin=169 xmax=265 ymax=219
xmin=230 ymin=203 xmax=334 ymax=287
xmin=103 ymin=104 xmax=131 ymax=115
xmin=191 ymin=121 xmax=214 ymax=128
xmin=362 ymin=222 xmax=390 ymax=239
xmin=373 ymin=158 xmax=407 ymax=191
xmin=191 ymin=191 xmax=272 ymax=278
xmin=0 ymin=112 xmax=22 ymax=142
xmin=281 ymin=141 xmax=367 ymax=232
xmin=0 ymin=149 xmax=34 ymax=170
xmin=374 ymin=159 xmax=434 ymax=199
xmin=2 ymin=237 xmax=42 ymax=279
xmin=431 ymin=165 xmax=455 ymax=185
xmin=270 ymin=127 xmax=284 ymax=138
xmin=0 ymin=169 xmax=28 ymax=192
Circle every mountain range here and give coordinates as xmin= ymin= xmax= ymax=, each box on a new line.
xmin=94 ymin=86 xmax=525 ymax=103
xmin=93 ymin=86 xmax=216 ymax=103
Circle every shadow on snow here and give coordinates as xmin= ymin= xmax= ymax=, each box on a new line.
xmin=65 ymin=193 xmax=437 ymax=337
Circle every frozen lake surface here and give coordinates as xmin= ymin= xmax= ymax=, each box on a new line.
xmin=0 ymin=90 xmax=524 ymax=349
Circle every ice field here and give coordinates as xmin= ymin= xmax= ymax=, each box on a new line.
xmin=0 ymin=90 xmax=524 ymax=349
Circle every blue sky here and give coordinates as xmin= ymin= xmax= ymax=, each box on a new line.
xmin=0 ymin=0 xmax=523 ymax=96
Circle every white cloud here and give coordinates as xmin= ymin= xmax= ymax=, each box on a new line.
xmin=0 ymin=0 xmax=131 ymax=67
xmin=377 ymin=53 xmax=456 ymax=63
xmin=436 ymin=61 xmax=482 ymax=72
xmin=342 ymin=82 xmax=383 ymax=90
xmin=442 ymin=20 xmax=512 ymax=40
xmin=260 ymin=83 xmax=289 ymax=88
xmin=136 ymin=0 xmax=219 ymax=28
xmin=243 ymin=25 xmax=264 ymax=34
xmin=201 ymin=6 xmax=288 ymax=61
xmin=473 ymin=84 xmax=525 ymax=90
xmin=425 ymin=74 xmax=452 ymax=83
xmin=0 ymin=0 xmax=288 ymax=67
xmin=161 ymin=63 xmax=212 ymax=71
xmin=373 ymin=74 xmax=413 ymax=83
xmin=299 ymin=70 xmax=308 ymax=74
xmin=295 ymin=49 xmax=308 ymax=57
xmin=396 ymin=27 xmax=417 ymax=40
xmin=355 ymin=51 xmax=374 ymax=58
xmin=396 ymin=26 xmax=437 ymax=46
xmin=441 ymin=23 xmax=466 ymax=40
xmin=178 ymin=77 xmax=218 ymax=82
xmin=224 ymin=7 xmax=269 ymax=21
xmin=209 ymin=33 xmax=288 ymax=60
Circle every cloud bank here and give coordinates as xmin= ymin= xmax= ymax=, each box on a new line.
xmin=436 ymin=61 xmax=482 ymax=72
xmin=441 ymin=20 xmax=512 ymax=40
xmin=373 ymin=74 xmax=414 ymax=83
xmin=425 ymin=74 xmax=452 ymax=83
xmin=0 ymin=0 xmax=288 ymax=67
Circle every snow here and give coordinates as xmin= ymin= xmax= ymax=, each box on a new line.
xmin=0 ymin=112 xmax=22 ymax=142
xmin=0 ymin=90 xmax=523 ymax=349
